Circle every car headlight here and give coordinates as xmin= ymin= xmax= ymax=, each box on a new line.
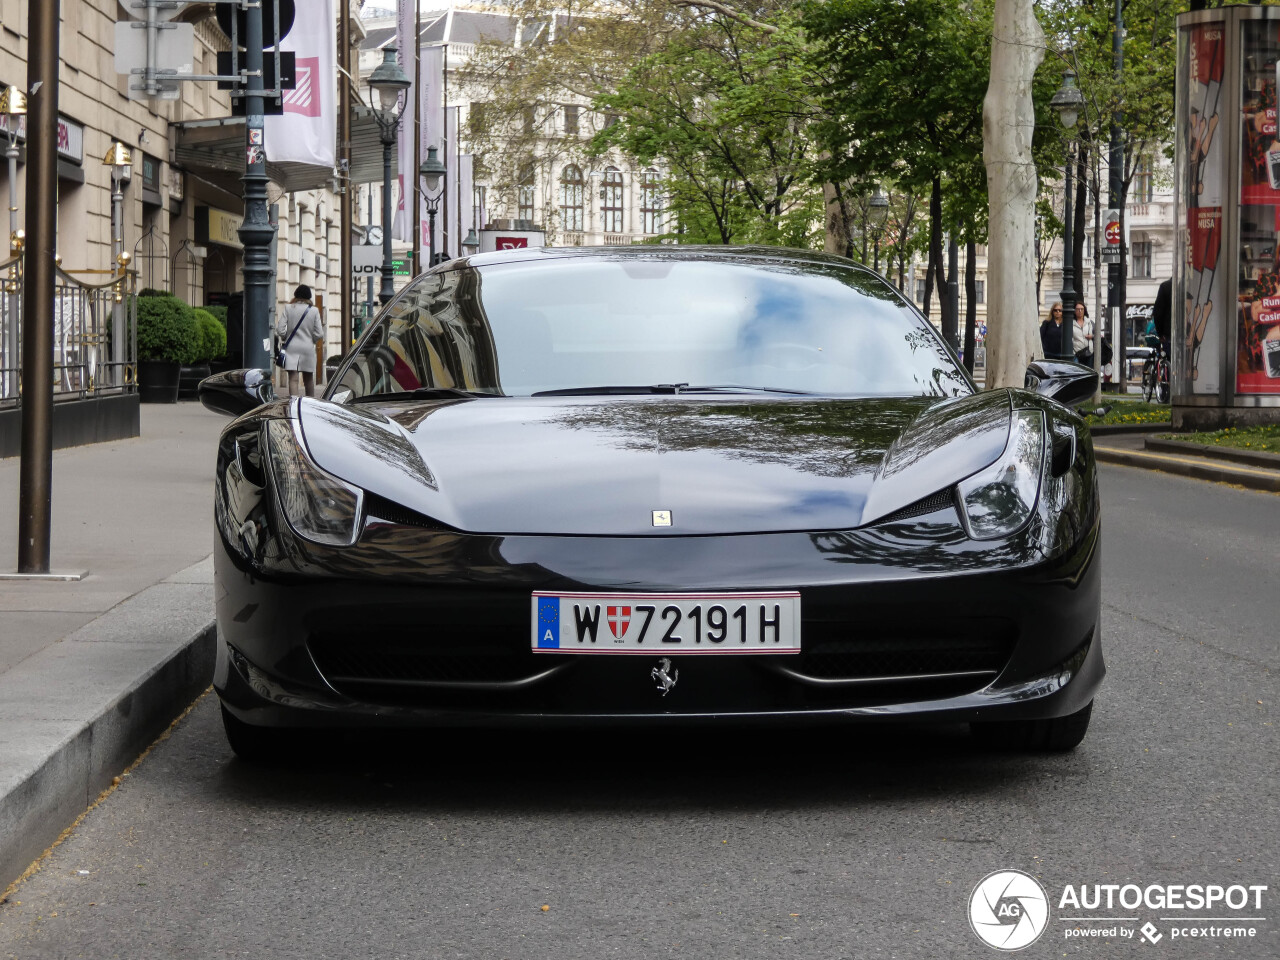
xmin=264 ymin=419 xmax=364 ymax=546
xmin=956 ymin=409 xmax=1045 ymax=540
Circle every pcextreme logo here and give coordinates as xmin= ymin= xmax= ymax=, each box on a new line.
xmin=969 ymin=870 xmax=1050 ymax=951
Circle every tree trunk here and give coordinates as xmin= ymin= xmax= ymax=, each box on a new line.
xmin=923 ymin=253 xmax=935 ymax=319
xmin=964 ymin=239 xmax=977 ymax=374
xmin=982 ymin=0 xmax=1045 ymax=387
xmin=929 ymin=177 xmax=947 ymax=333
xmin=1073 ymin=140 xmax=1089 ymax=305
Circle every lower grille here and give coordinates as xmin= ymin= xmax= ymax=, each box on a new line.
xmin=309 ymin=632 xmax=560 ymax=690
xmin=782 ymin=618 xmax=1015 ymax=685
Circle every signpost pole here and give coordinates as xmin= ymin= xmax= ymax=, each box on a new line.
xmin=237 ymin=2 xmax=275 ymax=371
xmin=16 ymin=0 xmax=60 ymax=575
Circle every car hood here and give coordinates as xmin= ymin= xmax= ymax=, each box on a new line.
xmin=297 ymin=391 xmax=1013 ymax=536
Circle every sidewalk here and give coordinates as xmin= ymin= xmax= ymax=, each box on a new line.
xmin=1093 ymin=427 xmax=1280 ymax=493
xmin=0 ymin=403 xmax=225 ymax=886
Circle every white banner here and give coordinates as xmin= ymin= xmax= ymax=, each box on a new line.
xmin=418 ymin=45 xmax=447 ymax=256
xmin=458 ymin=153 xmax=475 ymax=246
xmin=264 ymin=0 xmax=336 ymax=167
xmin=392 ymin=0 xmax=415 ymax=241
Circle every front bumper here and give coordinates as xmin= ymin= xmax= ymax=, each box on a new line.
xmin=213 ymin=518 xmax=1104 ymax=730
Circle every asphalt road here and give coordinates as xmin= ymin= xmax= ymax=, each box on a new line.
xmin=1 ymin=465 xmax=1276 ymax=960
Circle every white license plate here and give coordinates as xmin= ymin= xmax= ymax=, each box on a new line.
xmin=531 ymin=591 xmax=801 ymax=654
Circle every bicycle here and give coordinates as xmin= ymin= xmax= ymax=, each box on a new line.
xmin=1141 ymin=335 xmax=1170 ymax=403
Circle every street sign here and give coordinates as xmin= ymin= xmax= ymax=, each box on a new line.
xmin=114 ymin=21 xmax=193 ymax=100
xmin=350 ymin=245 xmax=382 ymax=277
xmin=1102 ymin=207 xmax=1123 ymax=263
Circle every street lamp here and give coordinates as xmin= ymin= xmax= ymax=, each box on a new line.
xmin=419 ymin=145 xmax=447 ymax=265
xmin=1 ymin=84 xmax=25 ymax=247
xmin=868 ymin=186 xmax=889 ymax=274
xmin=368 ymin=47 xmax=411 ymax=305
xmin=102 ymin=141 xmax=132 ymax=267
xmin=1051 ymin=67 xmax=1085 ymax=361
xmin=462 ymin=228 xmax=479 ymax=256
xmin=1 ymin=84 xmax=24 ymax=399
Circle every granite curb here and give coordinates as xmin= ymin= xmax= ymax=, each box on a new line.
xmin=1093 ymin=445 xmax=1280 ymax=493
xmin=1143 ymin=436 xmax=1280 ymax=470
xmin=0 ymin=556 xmax=216 ymax=888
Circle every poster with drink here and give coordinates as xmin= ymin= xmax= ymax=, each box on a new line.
xmin=1237 ymin=20 xmax=1280 ymax=394
xmin=1179 ymin=21 xmax=1225 ymax=394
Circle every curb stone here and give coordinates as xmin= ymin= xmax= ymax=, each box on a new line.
xmin=0 ymin=559 xmax=215 ymax=888
xmin=1094 ymin=446 xmax=1280 ymax=493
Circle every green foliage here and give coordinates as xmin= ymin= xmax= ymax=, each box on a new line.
xmin=202 ymin=304 xmax=229 ymax=327
xmin=193 ymin=308 xmax=227 ymax=362
xmin=136 ymin=294 xmax=199 ymax=365
xmin=594 ymin=13 xmax=823 ymax=246
xmin=138 ymin=287 xmax=175 ymax=299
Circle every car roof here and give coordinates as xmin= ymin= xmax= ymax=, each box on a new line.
xmin=437 ymin=245 xmax=881 ymax=277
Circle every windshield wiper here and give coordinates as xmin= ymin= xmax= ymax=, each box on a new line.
xmin=350 ymin=387 xmax=498 ymax=403
xmin=532 ymin=384 xmax=690 ymax=396
xmin=678 ymin=384 xmax=816 ymax=396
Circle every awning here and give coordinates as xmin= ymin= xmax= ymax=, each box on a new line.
xmin=172 ymin=106 xmax=394 ymax=193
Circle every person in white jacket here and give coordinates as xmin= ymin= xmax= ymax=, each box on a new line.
xmin=275 ymin=284 xmax=325 ymax=397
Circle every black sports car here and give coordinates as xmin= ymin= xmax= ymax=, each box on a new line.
xmin=201 ymin=246 xmax=1103 ymax=759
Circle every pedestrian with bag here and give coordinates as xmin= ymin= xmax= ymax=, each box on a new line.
xmin=1073 ymin=302 xmax=1095 ymax=367
xmin=275 ymin=284 xmax=325 ymax=397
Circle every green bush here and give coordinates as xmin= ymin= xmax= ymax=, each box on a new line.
xmin=193 ymin=308 xmax=227 ymax=362
xmin=136 ymin=293 xmax=200 ymax=364
xmin=202 ymin=304 xmax=228 ymax=327
xmin=138 ymin=287 xmax=175 ymax=299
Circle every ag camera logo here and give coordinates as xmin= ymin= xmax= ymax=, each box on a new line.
xmin=969 ymin=869 xmax=1050 ymax=951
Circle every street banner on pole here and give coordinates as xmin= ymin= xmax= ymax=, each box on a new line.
xmin=265 ymin=0 xmax=336 ymax=166
xmin=417 ymin=45 xmax=446 ymax=254
xmin=458 ymin=153 xmax=475 ymax=242
xmin=392 ymin=0 xmax=415 ymax=241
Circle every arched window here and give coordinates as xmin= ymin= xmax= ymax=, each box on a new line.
xmin=602 ymin=166 xmax=623 ymax=233
xmin=560 ymin=165 xmax=584 ymax=232
xmin=517 ymin=162 xmax=536 ymax=223
xmin=641 ymin=168 xmax=662 ymax=235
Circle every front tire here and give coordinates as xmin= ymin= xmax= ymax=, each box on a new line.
xmin=971 ymin=700 xmax=1093 ymax=752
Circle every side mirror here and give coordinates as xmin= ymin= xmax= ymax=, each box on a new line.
xmin=198 ymin=368 xmax=276 ymax=417
xmin=1024 ymin=359 xmax=1098 ymax=409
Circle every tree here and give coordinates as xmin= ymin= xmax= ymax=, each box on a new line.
xmin=983 ymin=0 xmax=1044 ymax=387
xmin=594 ymin=8 xmax=822 ymax=246
xmin=804 ymin=0 xmax=996 ymax=343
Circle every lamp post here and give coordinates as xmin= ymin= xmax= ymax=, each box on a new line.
xmin=103 ymin=141 xmax=132 ymax=388
xmin=103 ymin=141 xmax=132 ymax=267
xmin=868 ymin=186 xmax=889 ymax=273
xmin=368 ymin=48 xmax=411 ymax=305
xmin=1 ymin=84 xmax=25 ymax=401
xmin=462 ymin=228 xmax=479 ymax=256
xmin=1051 ymin=68 xmax=1085 ymax=361
xmin=419 ymin=145 xmax=447 ymax=266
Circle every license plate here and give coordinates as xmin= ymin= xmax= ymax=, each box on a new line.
xmin=531 ymin=591 xmax=801 ymax=654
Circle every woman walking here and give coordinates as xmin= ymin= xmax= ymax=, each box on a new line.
xmin=276 ymin=285 xmax=325 ymax=397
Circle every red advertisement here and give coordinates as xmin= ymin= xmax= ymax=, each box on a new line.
xmin=1237 ymin=20 xmax=1280 ymax=393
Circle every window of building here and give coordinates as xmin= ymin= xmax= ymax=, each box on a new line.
xmin=522 ymin=105 xmax=537 ymax=135
xmin=563 ymin=104 xmax=579 ymax=135
xmin=469 ymin=102 xmax=487 ymax=133
xmin=640 ymin=168 xmax=662 ymax=235
xmin=1131 ymin=240 xmax=1153 ymax=278
xmin=915 ymin=278 xmax=927 ymax=304
xmin=518 ymin=163 xmax=536 ymax=222
xmin=602 ymin=166 xmax=623 ymax=233
xmin=604 ymin=112 xmax=619 ymax=129
xmin=560 ymin=164 xmax=584 ymax=231
xmin=974 ymin=279 xmax=985 ymax=305
xmin=1133 ymin=156 xmax=1154 ymax=204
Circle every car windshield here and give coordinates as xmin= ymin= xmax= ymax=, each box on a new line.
xmin=331 ymin=255 xmax=971 ymax=400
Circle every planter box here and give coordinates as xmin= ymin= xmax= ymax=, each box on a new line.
xmin=178 ymin=363 xmax=212 ymax=401
xmin=137 ymin=360 xmax=181 ymax=404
